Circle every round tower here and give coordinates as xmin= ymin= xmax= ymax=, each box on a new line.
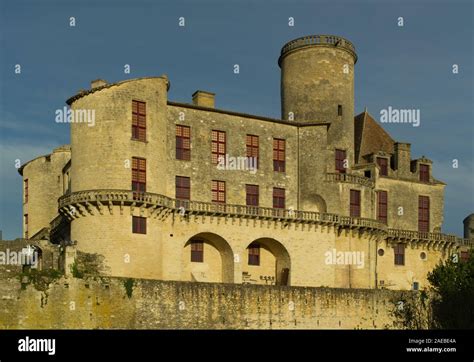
xmin=64 ymin=76 xmax=170 ymax=279
xmin=279 ymin=35 xmax=357 ymax=165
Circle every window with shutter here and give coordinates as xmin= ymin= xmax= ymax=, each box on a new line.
xmin=377 ymin=190 xmax=388 ymax=224
xmin=350 ymin=189 xmax=361 ymax=217
xmin=418 ymin=196 xmax=430 ymax=232
xmin=248 ymin=243 xmax=260 ymax=266
xmin=131 ymin=157 xmax=146 ymax=194
xmin=191 ymin=240 xmax=204 ymax=262
xmin=176 ymin=176 xmax=190 ymax=208
xmin=176 ymin=125 xmax=191 ymax=160
xmin=211 ymin=130 xmax=226 ymax=165
xmin=132 ymin=216 xmax=146 ymax=234
xmin=132 ymin=100 xmax=146 ymax=142
xmin=273 ymin=188 xmax=285 ymax=209
xmin=419 ymin=164 xmax=429 ymax=182
xmin=273 ymin=138 xmax=285 ymax=172
xmin=377 ymin=157 xmax=388 ymax=176
xmin=211 ymin=180 xmax=226 ymax=203
xmin=394 ymin=243 xmax=405 ymax=265
xmin=246 ymin=184 xmax=259 ymax=207
xmin=246 ymin=134 xmax=259 ymax=168
xmin=335 ymin=149 xmax=346 ymax=173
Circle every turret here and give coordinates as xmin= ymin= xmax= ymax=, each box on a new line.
xmin=279 ymin=34 xmax=357 ymax=166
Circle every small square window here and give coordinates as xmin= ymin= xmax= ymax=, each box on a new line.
xmin=132 ymin=216 xmax=146 ymax=234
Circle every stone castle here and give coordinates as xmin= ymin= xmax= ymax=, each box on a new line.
xmin=17 ymin=34 xmax=472 ymax=292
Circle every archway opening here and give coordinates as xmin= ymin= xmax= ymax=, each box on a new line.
xmin=182 ymin=232 xmax=234 ymax=283
xmin=242 ymin=238 xmax=291 ymax=286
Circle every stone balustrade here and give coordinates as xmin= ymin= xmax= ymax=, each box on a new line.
xmin=325 ymin=172 xmax=375 ymax=188
xmin=57 ymin=189 xmax=472 ymax=248
xmin=387 ymin=228 xmax=472 ymax=247
xmin=58 ymin=189 xmax=384 ymax=230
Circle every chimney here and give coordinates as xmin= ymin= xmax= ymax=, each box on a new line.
xmin=91 ymin=79 xmax=107 ymax=89
xmin=192 ymin=90 xmax=215 ymax=108
xmin=394 ymin=142 xmax=411 ymax=176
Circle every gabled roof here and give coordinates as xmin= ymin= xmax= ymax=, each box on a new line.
xmin=354 ymin=110 xmax=395 ymax=164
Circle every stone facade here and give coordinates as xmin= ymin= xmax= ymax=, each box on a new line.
xmin=18 ymin=35 xmax=472 ymax=293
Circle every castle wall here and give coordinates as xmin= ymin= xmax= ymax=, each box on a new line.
xmin=69 ymin=205 xmax=387 ymax=289
xmin=0 ymin=276 xmax=406 ymax=329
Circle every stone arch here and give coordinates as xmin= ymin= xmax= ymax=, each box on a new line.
xmin=242 ymin=238 xmax=291 ymax=286
xmin=182 ymin=232 xmax=234 ymax=283
xmin=301 ymin=193 xmax=327 ymax=213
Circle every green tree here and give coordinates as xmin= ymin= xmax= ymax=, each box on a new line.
xmin=427 ymin=253 xmax=474 ymax=329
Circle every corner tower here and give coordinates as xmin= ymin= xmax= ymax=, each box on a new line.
xmin=279 ymin=35 xmax=357 ymax=165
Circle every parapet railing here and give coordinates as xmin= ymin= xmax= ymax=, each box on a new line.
xmin=57 ymin=189 xmax=472 ymax=248
xmin=325 ymin=173 xmax=375 ymax=188
xmin=387 ymin=228 xmax=472 ymax=247
xmin=279 ymin=35 xmax=357 ymax=64
xmin=58 ymin=189 xmax=384 ymax=230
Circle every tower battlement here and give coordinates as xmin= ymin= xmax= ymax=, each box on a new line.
xmin=278 ymin=34 xmax=358 ymax=66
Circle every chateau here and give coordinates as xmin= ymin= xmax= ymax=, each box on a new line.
xmin=18 ymin=35 xmax=472 ymax=291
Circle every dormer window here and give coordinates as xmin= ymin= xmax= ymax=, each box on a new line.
xmin=419 ymin=164 xmax=429 ymax=182
xmin=376 ymin=157 xmax=388 ymax=176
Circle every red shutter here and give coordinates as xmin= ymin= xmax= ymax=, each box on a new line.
xmin=419 ymin=164 xmax=429 ymax=182
xmin=335 ymin=149 xmax=346 ymax=173
xmin=418 ymin=196 xmax=430 ymax=232
xmin=377 ymin=157 xmax=388 ymax=176
xmin=273 ymin=188 xmax=285 ymax=209
xmin=377 ymin=190 xmax=388 ymax=223
xmin=246 ymin=184 xmax=259 ymax=206
xmin=273 ymin=138 xmax=285 ymax=172
xmin=132 ymin=100 xmax=146 ymax=141
xmin=211 ymin=180 xmax=226 ymax=203
xmin=176 ymin=176 xmax=190 ymax=208
xmin=191 ymin=240 xmax=204 ymax=262
xmin=211 ymin=130 xmax=226 ymax=165
xmin=394 ymin=243 xmax=405 ymax=265
xmin=176 ymin=125 xmax=191 ymax=160
xmin=132 ymin=157 xmax=146 ymax=193
xmin=350 ymin=189 xmax=361 ymax=217
xmin=246 ymin=134 xmax=259 ymax=168
xmin=248 ymin=243 xmax=260 ymax=265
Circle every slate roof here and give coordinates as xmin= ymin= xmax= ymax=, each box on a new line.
xmin=354 ymin=110 xmax=395 ymax=164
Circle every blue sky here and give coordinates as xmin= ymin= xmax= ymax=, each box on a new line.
xmin=0 ymin=0 xmax=472 ymax=239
